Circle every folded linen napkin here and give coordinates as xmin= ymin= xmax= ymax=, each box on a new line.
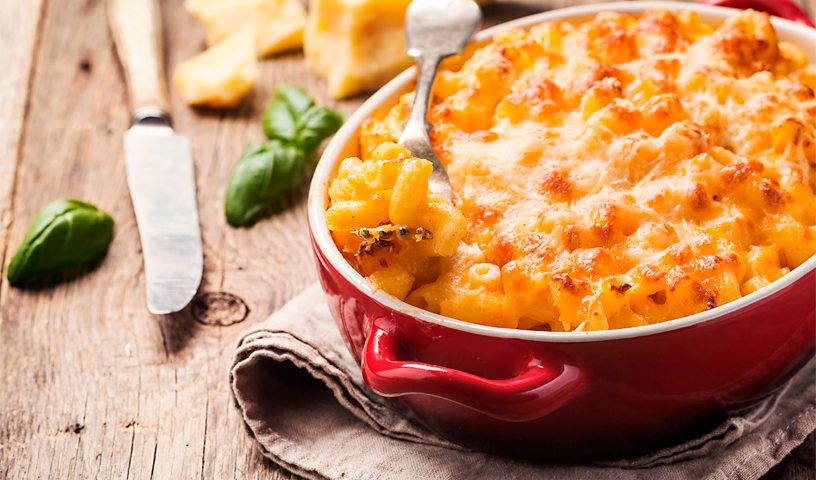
xmin=230 ymin=283 xmax=816 ymax=480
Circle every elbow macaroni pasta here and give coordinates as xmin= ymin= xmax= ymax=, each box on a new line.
xmin=327 ymin=9 xmax=816 ymax=332
xmin=326 ymin=143 xmax=468 ymax=301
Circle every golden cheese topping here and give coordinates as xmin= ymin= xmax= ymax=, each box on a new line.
xmin=327 ymin=9 xmax=816 ymax=332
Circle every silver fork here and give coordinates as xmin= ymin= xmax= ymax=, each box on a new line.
xmin=398 ymin=0 xmax=482 ymax=202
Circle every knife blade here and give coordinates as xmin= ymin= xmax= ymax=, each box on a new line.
xmin=124 ymin=125 xmax=203 ymax=314
xmin=109 ymin=0 xmax=203 ymax=314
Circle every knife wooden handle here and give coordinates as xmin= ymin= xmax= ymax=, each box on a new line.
xmin=108 ymin=0 xmax=171 ymax=124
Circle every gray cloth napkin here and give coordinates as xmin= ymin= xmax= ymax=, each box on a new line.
xmin=230 ymin=283 xmax=816 ymax=480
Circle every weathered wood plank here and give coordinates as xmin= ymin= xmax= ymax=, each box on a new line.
xmin=0 ymin=0 xmax=46 ymax=290
xmin=0 ymin=0 xmax=209 ymax=477
xmin=0 ymin=0 xmax=363 ymax=477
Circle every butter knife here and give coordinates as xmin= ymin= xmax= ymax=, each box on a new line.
xmin=108 ymin=0 xmax=203 ymax=314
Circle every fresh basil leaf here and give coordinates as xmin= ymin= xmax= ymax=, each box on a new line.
xmin=230 ymin=86 xmax=343 ymax=227
xmin=262 ymin=85 xmax=315 ymax=142
xmin=295 ymin=106 xmax=344 ymax=153
xmin=7 ymin=199 xmax=114 ymax=285
xmin=225 ymin=140 xmax=305 ymax=227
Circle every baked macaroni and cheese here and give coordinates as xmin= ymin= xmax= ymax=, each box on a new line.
xmin=326 ymin=9 xmax=816 ymax=332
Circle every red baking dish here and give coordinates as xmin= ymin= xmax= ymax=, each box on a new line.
xmin=308 ymin=1 xmax=816 ymax=461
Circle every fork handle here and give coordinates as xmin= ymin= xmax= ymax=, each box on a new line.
xmin=401 ymin=54 xmax=440 ymax=144
xmin=108 ymin=0 xmax=172 ymax=124
xmin=399 ymin=54 xmax=453 ymax=201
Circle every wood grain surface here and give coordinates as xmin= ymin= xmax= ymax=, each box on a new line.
xmin=0 ymin=1 xmax=813 ymax=479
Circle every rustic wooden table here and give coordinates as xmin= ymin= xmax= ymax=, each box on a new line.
xmin=0 ymin=0 xmax=813 ymax=478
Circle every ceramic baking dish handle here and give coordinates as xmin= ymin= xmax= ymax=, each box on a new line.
xmin=361 ymin=318 xmax=586 ymax=422
xmin=701 ymin=0 xmax=815 ymax=27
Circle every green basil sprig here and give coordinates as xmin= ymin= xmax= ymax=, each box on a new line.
xmin=226 ymin=85 xmax=343 ymax=227
xmin=294 ymin=106 xmax=344 ymax=152
xmin=262 ymin=84 xmax=316 ymax=142
xmin=262 ymin=85 xmax=343 ymax=153
xmin=7 ymin=199 xmax=114 ymax=285
xmin=225 ymin=141 xmax=304 ymax=227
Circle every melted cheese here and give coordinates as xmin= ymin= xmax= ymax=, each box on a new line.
xmin=184 ymin=0 xmax=306 ymax=57
xmin=330 ymin=9 xmax=816 ymax=331
xmin=173 ymin=25 xmax=259 ymax=108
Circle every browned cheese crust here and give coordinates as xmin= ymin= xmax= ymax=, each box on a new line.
xmin=329 ymin=9 xmax=816 ymax=332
